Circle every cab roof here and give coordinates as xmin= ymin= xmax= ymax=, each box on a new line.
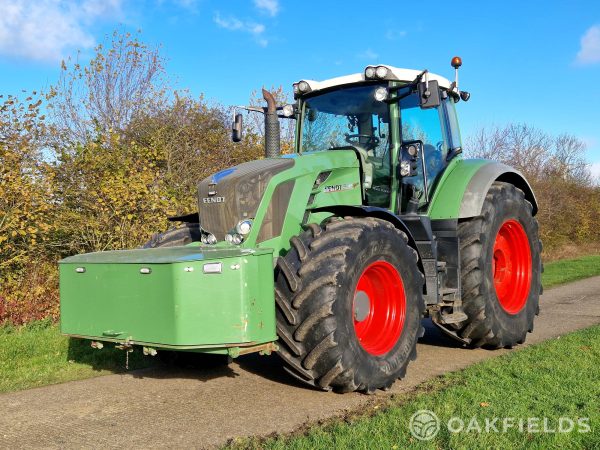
xmin=296 ymin=65 xmax=452 ymax=95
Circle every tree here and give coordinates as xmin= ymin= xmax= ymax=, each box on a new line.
xmin=125 ymin=93 xmax=263 ymax=206
xmin=0 ymin=92 xmax=59 ymax=325
xmin=51 ymin=30 xmax=168 ymax=146
xmin=464 ymin=123 xmax=592 ymax=184
xmin=0 ymin=92 xmax=53 ymax=272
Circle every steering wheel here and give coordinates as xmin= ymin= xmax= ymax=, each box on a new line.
xmin=345 ymin=134 xmax=380 ymax=150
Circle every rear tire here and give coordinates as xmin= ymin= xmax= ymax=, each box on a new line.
xmin=275 ymin=217 xmax=425 ymax=393
xmin=456 ymin=182 xmax=542 ymax=348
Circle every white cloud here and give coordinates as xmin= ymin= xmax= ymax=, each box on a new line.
xmin=0 ymin=0 xmax=123 ymax=63
xmin=575 ymin=25 xmax=600 ymax=65
xmin=357 ymin=49 xmax=379 ymax=60
xmin=214 ymin=12 xmax=268 ymax=47
xmin=254 ymin=0 xmax=279 ymax=17
xmin=386 ymin=29 xmax=407 ymax=40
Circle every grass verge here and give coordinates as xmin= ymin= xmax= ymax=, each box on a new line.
xmin=542 ymin=254 xmax=600 ymax=288
xmin=0 ymin=254 xmax=598 ymax=395
xmin=233 ymin=325 xmax=600 ymax=449
xmin=0 ymin=319 xmax=151 ymax=393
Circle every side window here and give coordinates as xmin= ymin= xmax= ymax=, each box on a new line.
xmin=399 ymin=92 xmax=448 ymax=208
xmin=444 ymin=97 xmax=462 ymax=150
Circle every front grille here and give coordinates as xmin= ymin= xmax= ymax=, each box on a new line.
xmin=198 ymin=158 xmax=294 ymax=240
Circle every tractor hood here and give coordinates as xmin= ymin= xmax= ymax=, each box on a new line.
xmin=198 ymin=158 xmax=295 ymax=241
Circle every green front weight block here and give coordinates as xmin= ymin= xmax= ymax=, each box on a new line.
xmin=59 ymin=246 xmax=277 ymax=351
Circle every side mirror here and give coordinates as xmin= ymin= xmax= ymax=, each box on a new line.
xmin=399 ymin=141 xmax=423 ymax=177
xmin=232 ymin=113 xmax=243 ymax=142
xmin=418 ymin=79 xmax=441 ymax=109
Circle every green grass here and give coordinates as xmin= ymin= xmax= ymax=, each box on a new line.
xmin=235 ymin=325 xmax=600 ymax=449
xmin=0 ymin=254 xmax=598 ymax=396
xmin=0 ymin=319 xmax=151 ymax=393
xmin=542 ymin=254 xmax=600 ymax=288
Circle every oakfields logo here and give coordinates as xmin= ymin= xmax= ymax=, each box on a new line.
xmin=409 ymin=410 xmax=591 ymax=441
xmin=409 ymin=410 xmax=440 ymax=441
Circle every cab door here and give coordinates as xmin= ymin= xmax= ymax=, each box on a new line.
xmin=397 ymin=89 xmax=451 ymax=213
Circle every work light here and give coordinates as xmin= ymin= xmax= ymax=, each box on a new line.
xmin=375 ymin=65 xmax=388 ymax=79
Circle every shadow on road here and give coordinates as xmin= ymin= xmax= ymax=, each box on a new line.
xmin=65 ymin=318 xmax=464 ymax=388
xmin=418 ymin=318 xmax=466 ymax=349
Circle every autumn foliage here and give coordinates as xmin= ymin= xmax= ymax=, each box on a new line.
xmin=1 ymin=31 xmax=598 ymax=325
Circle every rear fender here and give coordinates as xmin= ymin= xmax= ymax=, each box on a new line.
xmin=428 ymin=159 xmax=538 ymax=220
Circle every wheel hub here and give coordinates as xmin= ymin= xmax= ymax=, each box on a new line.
xmin=492 ymin=219 xmax=532 ymax=314
xmin=352 ymin=260 xmax=406 ymax=355
xmin=353 ymin=291 xmax=371 ymax=322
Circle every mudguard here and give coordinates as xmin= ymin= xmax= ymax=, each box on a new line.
xmin=428 ymin=159 xmax=538 ymax=220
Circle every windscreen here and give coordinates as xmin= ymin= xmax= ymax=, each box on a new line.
xmin=299 ymin=83 xmax=390 ymax=157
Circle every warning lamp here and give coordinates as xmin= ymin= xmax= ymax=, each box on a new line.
xmin=451 ymin=56 xmax=463 ymax=92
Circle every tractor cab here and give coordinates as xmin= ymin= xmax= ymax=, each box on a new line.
xmin=289 ymin=65 xmax=466 ymax=214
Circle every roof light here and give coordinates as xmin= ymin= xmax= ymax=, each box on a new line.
xmin=375 ymin=66 xmax=389 ymax=79
xmin=298 ymin=81 xmax=310 ymax=92
xmin=364 ymin=66 xmax=376 ymax=79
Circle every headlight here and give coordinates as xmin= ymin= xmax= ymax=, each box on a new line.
xmin=201 ymin=233 xmax=217 ymax=245
xmin=235 ymin=219 xmax=253 ymax=235
xmin=364 ymin=66 xmax=376 ymax=79
xmin=282 ymin=104 xmax=295 ymax=117
xmin=225 ymin=233 xmax=244 ymax=245
xmin=374 ymin=87 xmax=388 ymax=102
xmin=375 ymin=65 xmax=389 ymax=79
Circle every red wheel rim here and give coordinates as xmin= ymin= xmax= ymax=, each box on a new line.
xmin=353 ymin=261 xmax=406 ymax=356
xmin=492 ymin=219 xmax=532 ymax=314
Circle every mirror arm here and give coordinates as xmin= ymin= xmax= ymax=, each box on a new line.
xmin=236 ymin=105 xmax=265 ymax=115
xmin=446 ymin=146 xmax=463 ymax=161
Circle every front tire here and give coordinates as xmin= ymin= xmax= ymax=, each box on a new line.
xmin=275 ymin=217 xmax=425 ymax=393
xmin=456 ymin=182 xmax=542 ymax=348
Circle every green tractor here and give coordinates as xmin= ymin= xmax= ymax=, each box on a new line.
xmin=60 ymin=57 xmax=542 ymax=393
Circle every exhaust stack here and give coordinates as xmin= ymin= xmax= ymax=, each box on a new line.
xmin=262 ymin=89 xmax=280 ymax=158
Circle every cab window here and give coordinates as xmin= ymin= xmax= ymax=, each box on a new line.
xmin=399 ymin=91 xmax=449 ymax=209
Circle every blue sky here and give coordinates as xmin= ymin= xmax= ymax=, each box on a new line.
xmin=1 ymin=0 xmax=599 ymax=176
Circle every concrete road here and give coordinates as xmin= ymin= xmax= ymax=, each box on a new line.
xmin=1 ymin=276 xmax=600 ymax=449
